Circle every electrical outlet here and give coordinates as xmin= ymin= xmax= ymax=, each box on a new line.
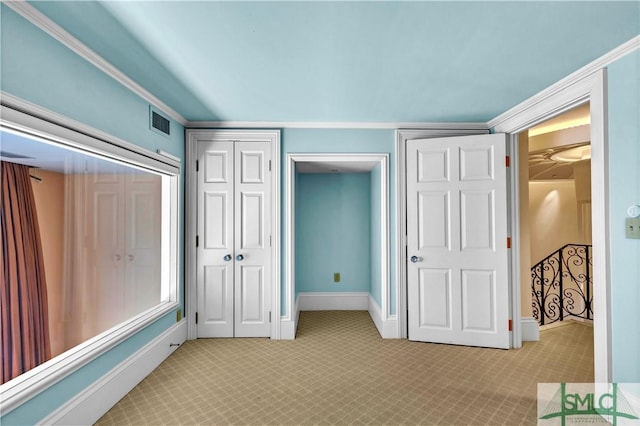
xmin=333 ymin=272 xmax=340 ymax=283
xmin=626 ymin=218 xmax=640 ymax=239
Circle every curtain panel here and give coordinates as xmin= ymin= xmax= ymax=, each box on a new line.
xmin=1 ymin=161 xmax=51 ymax=384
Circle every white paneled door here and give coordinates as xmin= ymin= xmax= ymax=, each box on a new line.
xmin=406 ymin=134 xmax=510 ymax=348
xmin=84 ymin=169 xmax=161 ymax=338
xmin=197 ymin=140 xmax=272 ymax=338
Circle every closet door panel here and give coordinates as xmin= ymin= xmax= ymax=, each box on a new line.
xmin=125 ymin=172 xmax=162 ymax=316
xmin=234 ymin=141 xmax=271 ymax=337
xmin=197 ymin=140 xmax=235 ymax=337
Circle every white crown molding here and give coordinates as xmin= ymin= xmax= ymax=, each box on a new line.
xmin=488 ymin=35 xmax=640 ymax=131
xmin=185 ymin=120 xmax=489 ymax=130
xmin=4 ymin=0 xmax=187 ymax=126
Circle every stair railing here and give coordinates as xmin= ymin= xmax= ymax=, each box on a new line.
xmin=531 ymin=244 xmax=593 ymax=326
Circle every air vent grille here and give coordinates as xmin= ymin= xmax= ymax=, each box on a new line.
xmin=149 ymin=106 xmax=170 ymax=136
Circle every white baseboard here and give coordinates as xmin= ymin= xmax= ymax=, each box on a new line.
xmin=521 ymin=317 xmax=540 ymax=341
xmin=368 ymin=295 xmax=399 ymax=339
xmin=40 ymin=320 xmax=188 ymax=425
xmin=298 ymin=292 xmax=369 ymax=311
xmin=280 ymin=295 xmax=300 ymax=340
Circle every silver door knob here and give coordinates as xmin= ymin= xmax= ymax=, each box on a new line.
xmin=112 ymin=254 xmax=121 ymax=262
xmin=223 ymin=254 xmax=232 ymax=261
xmin=410 ymin=256 xmax=420 ymax=263
xmin=128 ymin=254 xmax=135 ymax=261
xmin=236 ymin=254 xmax=244 ymax=261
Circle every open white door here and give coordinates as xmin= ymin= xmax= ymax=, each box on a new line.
xmin=407 ymin=133 xmax=510 ymax=348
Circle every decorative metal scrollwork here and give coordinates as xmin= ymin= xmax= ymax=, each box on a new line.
xmin=531 ymin=244 xmax=593 ymax=326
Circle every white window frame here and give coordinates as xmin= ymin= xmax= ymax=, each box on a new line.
xmin=0 ymin=101 xmax=181 ymax=415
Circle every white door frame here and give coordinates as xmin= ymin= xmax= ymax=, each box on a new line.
xmin=395 ymin=128 xmax=490 ymax=339
xmin=285 ymin=153 xmax=390 ymax=339
xmin=490 ymin=70 xmax=610 ymax=382
xmin=185 ymin=129 xmax=281 ymax=339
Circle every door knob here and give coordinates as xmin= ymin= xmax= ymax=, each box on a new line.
xmin=128 ymin=254 xmax=135 ymax=261
xmin=223 ymin=254 xmax=232 ymax=261
xmin=236 ymin=254 xmax=244 ymax=261
xmin=410 ymin=255 xmax=420 ymax=263
xmin=112 ymin=254 xmax=121 ymax=262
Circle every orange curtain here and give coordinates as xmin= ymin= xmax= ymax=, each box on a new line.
xmin=1 ymin=161 xmax=51 ymax=384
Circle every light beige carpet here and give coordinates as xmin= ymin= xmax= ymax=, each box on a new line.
xmin=96 ymin=311 xmax=594 ymax=425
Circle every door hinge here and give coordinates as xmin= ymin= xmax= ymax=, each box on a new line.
xmin=196 ymin=312 xmax=199 ymax=324
xmin=270 ymin=235 xmax=272 ymax=247
xmin=196 ymin=235 xmax=199 ymax=247
xmin=269 ymin=311 xmax=272 ymax=323
xmin=505 ymin=156 xmax=510 ymax=168
xmin=507 ymin=237 xmax=511 ymax=248
xmin=196 ymin=160 xmax=199 ymax=172
xmin=269 ymin=160 xmax=272 ymax=172
xmin=508 ymin=319 xmax=512 ymax=331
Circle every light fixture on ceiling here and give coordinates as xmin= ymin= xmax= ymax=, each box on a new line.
xmin=550 ymin=145 xmax=591 ymax=162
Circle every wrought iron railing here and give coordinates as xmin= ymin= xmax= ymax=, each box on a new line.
xmin=531 ymin=244 xmax=593 ymax=326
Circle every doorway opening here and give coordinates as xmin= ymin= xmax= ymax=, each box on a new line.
xmin=286 ymin=154 xmax=390 ymax=338
xmin=517 ymin=102 xmax=595 ymax=379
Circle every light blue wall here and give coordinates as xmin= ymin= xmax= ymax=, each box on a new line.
xmin=370 ymin=163 xmax=382 ymax=307
xmin=0 ymin=6 xmax=185 ymax=424
xmin=295 ymin=173 xmax=371 ymax=293
xmin=607 ymin=50 xmax=640 ymax=383
xmin=281 ymin=128 xmax=396 ymax=316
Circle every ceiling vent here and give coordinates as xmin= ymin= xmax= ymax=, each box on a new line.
xmin=149 ymin=106 xmax=170 ymax=136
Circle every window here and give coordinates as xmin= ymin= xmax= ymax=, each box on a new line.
xmin=0 ymin=104 xmax=179 ymax=412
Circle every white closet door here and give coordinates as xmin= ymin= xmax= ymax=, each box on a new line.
xmin=124 ymin=171 xmax=162 ymax=317
xmin=234 ymin=141 xmax=271 ymax=337
xmin=197 ymin=141 xmax=235 ymax=337
xmin=407 ymin=133 xmax=509 ymax=349
xmin=84 ymin=168 xmax=125 ymax=337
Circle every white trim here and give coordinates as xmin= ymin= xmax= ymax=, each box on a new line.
xmin=39 ymin=320 xmax=187 ymax=425
xmin=280 ymin=296 xmax=300 ymax=340
xmin=507 ymin=134 xmax=523 ymax=349
xmin=0 ymin=102 xmax=181 ymax=416
xmin=489 ymin=35 xmax=639 ymax=131
xmin=368 ymin=296 xmax=399 ymax=339
xmin=186 ymin=121 xmax=488 ymax=130
xmin=495 ymin=70 xmax=611 ymax=383
xmin=0 ymin=303 xmax=179 ymax=415
xmin=185 ymin=130 xmax=281 ymax=340
xmin=3 ymin=2 xmax=187 ymax=125
xmin=298 ymin=292 xmax=369 ymax=311
xmin=286 ymin=153 xmax=390 ymax=337
xmin=185 ymin=134 xmax=198 ymax=340
xmin=395 ymin=128 xmax=490 ymax=339
xmin=521 ymin=317 xmax=540 ymax=342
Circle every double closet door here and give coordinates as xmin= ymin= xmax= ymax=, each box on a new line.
xmin=84 ymin=169 xmax=162 ymax=337
xmin=196 ymin=140 xmax=272 ymax=337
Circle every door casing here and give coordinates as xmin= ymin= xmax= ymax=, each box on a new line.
xmin=491 ymin=70 xmax=610 ymax=382
xmin=186 ymin=129 xmax=281 ymax=340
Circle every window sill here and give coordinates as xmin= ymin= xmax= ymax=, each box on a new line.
xmin=0 ymin=301 xmax=179 ymax=415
